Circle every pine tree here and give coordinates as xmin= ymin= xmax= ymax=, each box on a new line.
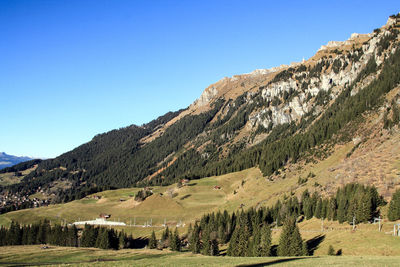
xmin=388 ymin=189 xmax=400 ymax=221
xmin=302 ymin=241 xmax=309 ymax=256
xmin=96 ymin=228 xmax=111 ymax=249
xmin=260 ymin=224 xmax=272 ymax=256
xmin=108 ymin=229 xmax=119 ymax=249
xmin=69 ymin=225 xmax=78 ymax=247
xmin=328 ymin=245 xmax=335 ymax=255
xmin=37 ymin=220 xmax=50 ymax=244
xmin=189 ymin=223 xmax=201 ymax=253
xmin=27 ymin=224 xmax=38 ymax=245
xmin=315 ymin=198 xmax=323 ymax=219
xmin=302 ymin=190 xmax=314 ymax=220
xmin=51 ymin=224 xmax=63 ymax=246
xmin=187 ymin=223 xmax=193 ymax=239
xmin=251 ymin=226 xmax=261 ymax=257
xmin=321 ymin=199 xmax=328 ymax=219
xmin=238 ymin=213 xmax=251 ymax=256
xmin=94 ymin=227 xmax=104 ymax=249
xmin=327 ymin=198 xmax=337 ymax=221
xmin=227 ymin=212 xmax=250 ymax=256
xmin=170 ymin=228 xmax=181 ymax=251
xmin=161 ymin=226 xmax=170 ymax=248
xmin=7 ymin=221 xmax=22 ymax=245
xmin=81 ymin=225 xmax=97 ymax=247
xmin=118 ymin=231 xmax=126 ymax=249
xmin=201 ymin=226 xmax=211 ymax=255
xmin=227 ymin=224 xmax=239 ymax=256
xmin=149 ymin=230 xmax=157 ymax=249
xmin=278 ymin=217 xmax=304 ymax=256
xmin=210 ymin=238 xmax=219 ymax=256
xmin=357 ymin=192 xmax=372 ymax=223
xmin=0 ymin=226 xmax=6 ymax=246
xmin=217 ymin=224 xmax=225 ymax=243
xmin=337 ymin=194 xmax=347 ymax=223
xmin=21 ymin=225 xmax=29 ymax=245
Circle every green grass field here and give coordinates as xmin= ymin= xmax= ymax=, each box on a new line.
xmin=1 ymin=245 xmax=400 ymax=267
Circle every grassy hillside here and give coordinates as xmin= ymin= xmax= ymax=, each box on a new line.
xmin=1 ymin=129 xmax=400 ymax=256
xmin=0 ymin=165 xmax=37 ymax=186
xmin=1 ymin=245 xmax=400 ymax=266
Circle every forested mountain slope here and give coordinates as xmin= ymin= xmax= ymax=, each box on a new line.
xmin=1 ymin=14 xmax=400 ymax=212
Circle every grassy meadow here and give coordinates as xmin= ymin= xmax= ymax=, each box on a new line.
xmin=0 ymin=165 xmax=37 ymax=186
xmin=1 ymin=246 xmax=400 ymax=267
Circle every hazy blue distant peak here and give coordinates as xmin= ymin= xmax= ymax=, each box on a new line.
xmin=0 ymin=152 xmax=33 ymax=170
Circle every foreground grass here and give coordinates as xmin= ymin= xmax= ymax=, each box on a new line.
xmin=1 ymin=246 xmax=400 ymax=267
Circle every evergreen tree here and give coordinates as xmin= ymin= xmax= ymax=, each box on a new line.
xmin=337 ymin=193 xmax=347 ymax=223
xmin=21 ymin=225 xmax=29 ymax=245
xmin=68 ymin=225 xmax=78 ymax=247
xmin=210 ymin=238 xmax=219 ymax=256
xmin=251 ymin=226 xmax=261 ymax=257
xmin=27 ymin=224 xmax=39 ymax=245
xmin=118 ymin=231 xmax=126 ymax=249
xmin=227 ymin=224 xmax=239 ymax=256
xmin=95 ymin=228 xmax=112 ymax=249
xmin=170 ymin=228 xmax=181 ymax=251
xmin=7 ymin=221 xmax=22 ymax=245
xmin=315 ymin=198 xmax=323 ymax=219
xmin=321 ymin=199 xmax=328 ymax=219
xmin=327 ymin=198 xmax=337 ymax=221
xmin=0 ymin=226 xmax=6 ymax=246
xmin=328 ymin=245 xmax=335 ymax=255
xmin=50 ymin=224 xmax=63 ymax=246
xmin=149 ymin=230 xmax=157 ymax=249
xmin=277 ymin=217 xmax=304 ymax=256
xmin=201 ymin=226 xmax=211 ymax=255
xmin=388 ymin=189 xmax=400 ymax=221
xmin=189 ymin=222 xmax=201 ymax=253
xmin=302 ymin=190 xmax=314 ymax=219
xmin=108 ymin=229 xmax=119 ymax=249
xmin=260 ymin=224 xmax=272 ymax=256
xmin=227 ymin=212 xmax=250 ymax=256
xmin=81 ymin=225 xmax=97 ymax=247
xmin=161 ymin=226 xmax=170 ymax=248
xmin=37 ymin=220 xmax=50 ymax=245
xmin=187 ymin=223 xmax=193 ymax=239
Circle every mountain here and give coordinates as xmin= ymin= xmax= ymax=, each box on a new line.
xmin=1 ymin=14 xmax=400 ymax=211
xmin=0 ymin=152 xmax=33 ymax=170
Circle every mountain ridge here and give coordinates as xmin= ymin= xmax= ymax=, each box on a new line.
xmin=0 ymin=152 xmax=33 ymax=170
xmin=1 ymin=13 xmax=400 ymax=213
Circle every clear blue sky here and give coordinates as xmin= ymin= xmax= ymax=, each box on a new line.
xmin=0 ymin=0 xmax=398 ymax=158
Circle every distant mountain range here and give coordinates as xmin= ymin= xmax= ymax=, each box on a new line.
xmin=0 ymin=152 xmax=33 ymax=170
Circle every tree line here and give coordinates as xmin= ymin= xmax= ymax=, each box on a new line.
xmin=0 ymin=220 xmax=144 ymax=250
xmin=0 ymin=220 xmax=78 ymax=247
xmin=144 ymin=183 xmax=386 ymax=257
xmin=149 ymin=183 xmax=384 ymax=257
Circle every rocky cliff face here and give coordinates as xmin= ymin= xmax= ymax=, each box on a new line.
xmin=185 ymin=16 xmax=399 ymax=148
